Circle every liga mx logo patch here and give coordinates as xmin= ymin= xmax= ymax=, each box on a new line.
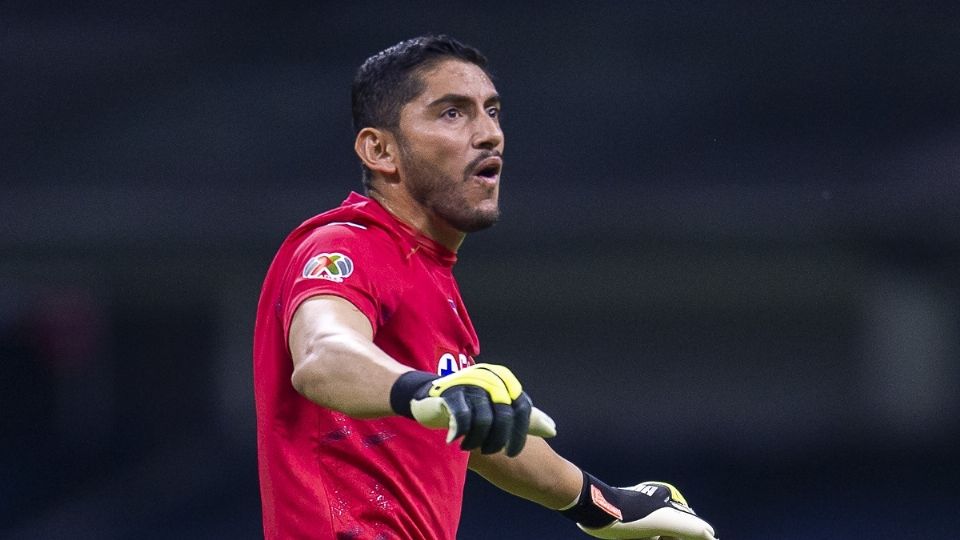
xmin=302 ymin=253 xmax=354 ymax=282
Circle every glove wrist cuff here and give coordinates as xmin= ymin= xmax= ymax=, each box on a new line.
xmin=559 ymin=471 xmax=621 ymax=528
xmin=389 ymin=371 xmax=437 ymax=419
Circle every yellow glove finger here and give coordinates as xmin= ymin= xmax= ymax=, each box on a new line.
xmin=426 ymin=363 xmax=522 ymax=404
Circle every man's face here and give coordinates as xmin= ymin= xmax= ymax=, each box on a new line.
xmin=394 ymin=59 xmax=504 ymax=233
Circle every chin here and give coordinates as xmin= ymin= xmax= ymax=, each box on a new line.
xmin=476 ymin=198 xmax=499 ymax=216
xmin=447 ymin=205 xmax=500 ymax=233
xmin=466 ymin=208 xmax=501 ymax=232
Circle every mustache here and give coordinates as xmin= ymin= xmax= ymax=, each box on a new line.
xmin=463 ymin=150 xmax=503 ymax=178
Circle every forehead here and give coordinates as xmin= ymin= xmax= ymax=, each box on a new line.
xmin=412 ymin=59 xmax=498 ymax=104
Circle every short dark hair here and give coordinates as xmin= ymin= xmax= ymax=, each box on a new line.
xmin=351 ymin=34 xmax=490 ymax=189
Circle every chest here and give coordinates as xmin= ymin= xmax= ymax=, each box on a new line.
xmin=377 ymin=260 xmax=479 ymax=374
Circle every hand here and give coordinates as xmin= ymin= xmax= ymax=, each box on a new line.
xmin=562 ymin=473 xmax=717 ymax=540
xmin=390 ymin=363 xmax=556 ymax=457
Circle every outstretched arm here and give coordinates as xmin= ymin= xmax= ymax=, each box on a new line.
xmin=470 ymin=437 xmax=718 ymax=540
xmin=468 ymin=436 xmax=583 ymax=509
xmin=288 ymin=294 xmax=551 ymax=455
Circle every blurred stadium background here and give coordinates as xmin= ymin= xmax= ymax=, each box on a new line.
xmin=2 ymin=1 xmax=959 ymax=538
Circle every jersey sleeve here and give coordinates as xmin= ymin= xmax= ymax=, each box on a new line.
xmin=280 ymin=223 xmax=400 ymax=342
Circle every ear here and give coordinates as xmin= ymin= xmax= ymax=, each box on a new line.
xmin=354 ymin=127 xmax=398 ymax=179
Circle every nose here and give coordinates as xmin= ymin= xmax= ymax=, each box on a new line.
xmin=473 ymin=112 xmax=504 ymax=150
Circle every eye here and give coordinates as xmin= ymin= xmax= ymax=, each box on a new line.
xmin=487 ymin=107 xmax=500 ymax=119
xmin=442 ymin=108 xmax=463 ymax=119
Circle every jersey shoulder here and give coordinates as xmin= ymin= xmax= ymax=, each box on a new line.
xmin=295 ymin=219 xmax=406 ymax=267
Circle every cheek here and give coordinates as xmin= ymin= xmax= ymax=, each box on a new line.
xmin=416 ymin=131 xmax=465 ymax=163
xmin=434 ymin=142 xmax=465 ymax=171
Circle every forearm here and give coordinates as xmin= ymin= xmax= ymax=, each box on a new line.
xmin=289 ymin=295 xmax=413 ymax=418
xmin=291 ymin=331 xmax=411 ymax=417
xmin=468 ymin=436 xmax=582 ymax=509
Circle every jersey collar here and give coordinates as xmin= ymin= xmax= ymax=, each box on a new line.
xmin=344 ymin=192 xmax=459 ymax=267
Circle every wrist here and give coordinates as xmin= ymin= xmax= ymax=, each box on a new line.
xmin=389 ymin=370 xmax=437 ymax=418
xmin=559 ymin=471 xmax=622 ymax=528
xmin=557 ymin=489 xmax=581 ymax=511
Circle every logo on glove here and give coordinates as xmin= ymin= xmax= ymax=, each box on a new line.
xmin=590 ymin=485 xmax=623 ymax=521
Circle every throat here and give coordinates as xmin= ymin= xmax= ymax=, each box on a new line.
xmin=368 ymin=188 xmax=464 ymax=252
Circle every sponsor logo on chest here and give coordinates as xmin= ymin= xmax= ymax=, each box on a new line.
xmin=436 ymin=350 xmax=473 ymax=376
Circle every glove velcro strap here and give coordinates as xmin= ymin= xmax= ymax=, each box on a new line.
xmin=389 ymin=371 xmax=438 ymax=419
xmin=560 ymin=471 xmax=622 ymax=528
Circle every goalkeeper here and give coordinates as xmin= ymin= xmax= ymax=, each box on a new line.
xmin=253 ymin=34 xmax=717 ymax=540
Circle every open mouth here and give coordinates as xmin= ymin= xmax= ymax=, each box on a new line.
xmin=471 ymin=157 xmax=502 ymax=182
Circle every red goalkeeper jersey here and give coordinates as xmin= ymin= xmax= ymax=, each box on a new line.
xmin=254 ymin=192 xmax=480 ymax=539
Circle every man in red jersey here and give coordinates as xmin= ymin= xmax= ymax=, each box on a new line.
xmin=253 ymin=35 xmax=718 ymax=540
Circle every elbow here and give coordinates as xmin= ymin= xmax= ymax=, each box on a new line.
xmin=290 ymin=337 xmax=336 ymax=403
xmin=290 ymin=360 xmax=313 ymax=398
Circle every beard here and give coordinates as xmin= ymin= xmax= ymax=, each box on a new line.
xmin=398 ymin=142 xmax=501 ymax=233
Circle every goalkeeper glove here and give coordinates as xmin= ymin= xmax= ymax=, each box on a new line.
xmin=389 ymin=363 xmax=556 ymax=457
xmin=561 ymin=471 xmax=717 ymax=540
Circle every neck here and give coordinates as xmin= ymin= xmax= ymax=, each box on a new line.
xmin=368 ymin=187 xmax=465 ymax=252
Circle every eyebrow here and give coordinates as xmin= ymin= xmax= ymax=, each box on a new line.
xmin=426 ymin=93 xmax=501 ymax=109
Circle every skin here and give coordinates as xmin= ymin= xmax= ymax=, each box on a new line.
xmin=354 ymin=58 xmax=504 ymax=252
xmin=289 ymin=58 xmax=582 ymax=511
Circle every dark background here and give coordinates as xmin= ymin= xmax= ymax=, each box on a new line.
xmin=3 ymin=1 xmax=959 ymax=538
